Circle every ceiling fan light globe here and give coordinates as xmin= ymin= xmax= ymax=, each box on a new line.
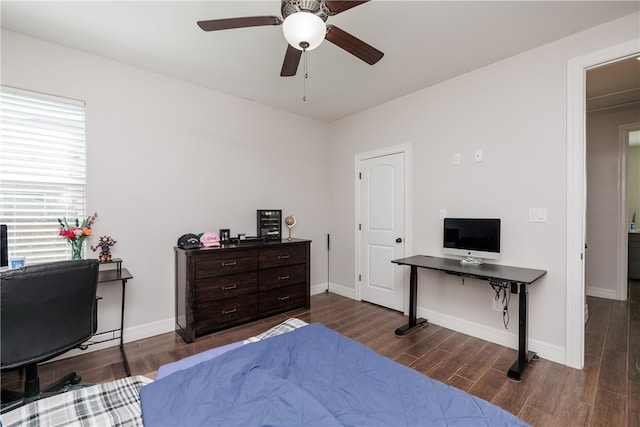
xmin=282 ymin=12 xmax=326 ymax=51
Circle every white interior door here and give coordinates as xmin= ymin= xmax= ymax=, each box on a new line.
xmin=358 ymin=151 xmax=405 ymax=311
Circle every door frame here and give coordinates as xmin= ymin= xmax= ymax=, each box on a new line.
xmin=355 ymin=143 xmax=412 ymax=311
xmin=566 ymin=39 xmax=638 ymax=369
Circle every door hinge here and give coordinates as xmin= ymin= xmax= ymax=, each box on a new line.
xmin=358 ymin=274 xmax=361 ymax=281
xmin=359 ymin=172 xmax=362 ymax=179
xmin=359 ymin=223 xmax=361 ymax=231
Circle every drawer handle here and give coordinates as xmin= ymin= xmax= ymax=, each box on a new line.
xmin=222 ymin=284 xmax=237 ymax=291
xmin=221 ymin=261 xmax=237 ymax=267
xmin=278 ymin=295 xmax=290 ymax=301
xmin=278 ymin=275 xmax=290 ymax=280
xmin=277 ymin=255 xmax=290 ymax=260
xmin=222 ymin=308 xmax=237 ymax=315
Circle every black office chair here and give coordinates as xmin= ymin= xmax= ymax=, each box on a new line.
xmin=1 ymin=259 xmax=99 ymax=413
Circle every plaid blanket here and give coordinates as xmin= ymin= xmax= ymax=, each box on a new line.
xmin=0 ymin=375 xmax=152 ymax=427
xmin=243 ymin=317 xmax=308 ymax=343
xmin=0 ymin=318 xmax=307 ymax=426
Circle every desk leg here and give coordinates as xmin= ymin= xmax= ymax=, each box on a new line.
xmin=395 ymin=265 xmax=428 ymax=336
xmin=120 ymin=279 xmax=131 ymax=377
xmin=507 ymin=282 xmax=536 ymax=381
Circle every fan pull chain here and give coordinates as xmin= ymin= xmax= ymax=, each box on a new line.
xmin=302 ymin=47 xmax=308 ymax=102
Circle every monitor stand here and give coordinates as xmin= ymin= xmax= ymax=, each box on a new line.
xmin=461 ymin=256 xmax=483 ymax=265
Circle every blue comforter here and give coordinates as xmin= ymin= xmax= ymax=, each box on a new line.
xmin=140 ymin=323 xmax=528 ymax=426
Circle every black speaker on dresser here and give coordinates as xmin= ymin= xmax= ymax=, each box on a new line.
xmin=257 ymin=210 xmax=282 ymax=241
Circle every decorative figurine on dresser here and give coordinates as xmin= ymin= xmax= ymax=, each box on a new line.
xmin=284 ymin=215 xmax=296 ymax=241
xmin=174 ymin=237 xmax=311 ymax=343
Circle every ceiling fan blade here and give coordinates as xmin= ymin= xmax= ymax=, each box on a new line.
xmin=280 ymin=44 xmax=302 ymax=77
xmin=325 ymin=25 xmax=383 ymax=65
xmin=197 ymin=16 xmax=282 ymax=31
xmin=325 ymin=1 xmax=370 ymax=15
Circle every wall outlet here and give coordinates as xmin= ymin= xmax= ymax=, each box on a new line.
xmin=492 ymin=294 xmax=504 ymax=312
xmin=452 ymin=153 xmax=460 ymax=165
xmin=474 ymin=150 xmax=483 ymax=162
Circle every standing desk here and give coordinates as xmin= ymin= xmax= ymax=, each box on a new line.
xmin=391 ymin=255 xmax=546 ymax=381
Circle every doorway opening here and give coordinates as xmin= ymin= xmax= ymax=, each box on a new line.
xmin=585 ymin=57 xmax=640 ymax=303
xmin=567 ymin=41 xmax=639 ymax=370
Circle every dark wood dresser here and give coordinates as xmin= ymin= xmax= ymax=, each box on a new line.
xmin=629 ymin=232 xmax=640 ymax=280
xmin=175 ymin=238 xmax=310 ymax=343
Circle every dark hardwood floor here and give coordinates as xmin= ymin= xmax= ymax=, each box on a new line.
xmin=2 ymin=280 xmax=638 ymax=426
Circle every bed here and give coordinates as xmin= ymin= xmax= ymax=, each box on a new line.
xmin=0 ymin=318 xmax=529 ymax=426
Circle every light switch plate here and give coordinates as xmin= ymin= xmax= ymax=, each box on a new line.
xmin=529 ymin=208 xmax=547 ymax=222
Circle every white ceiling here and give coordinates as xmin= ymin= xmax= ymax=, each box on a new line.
xmin=2 ymin=1 xmax=639 ymax=122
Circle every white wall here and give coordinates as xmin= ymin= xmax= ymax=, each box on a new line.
xmin=1 ymin=29 xmax=331 ymax=342
xmin=586 ymin=107 xmax=640 ymax=299
xmin=328 ymin=12 xmax=640 ymax=363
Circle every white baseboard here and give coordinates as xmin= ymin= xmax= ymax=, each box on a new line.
xmin=311 ymin=282 xmax=329 ymax=295
xmin=322 ymin=282 xmax=356 ymax=300
xmin=586 ymin=286 xmax=617 ymax=299
xmin=418 ymin=307 xmax=566 ymax=365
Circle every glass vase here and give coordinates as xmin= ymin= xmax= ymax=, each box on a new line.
xmin=70 ymin=238 xmax=85 ymax=260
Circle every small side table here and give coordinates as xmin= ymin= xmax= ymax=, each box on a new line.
xmin=92 ymin=258 xmax=132 ymax=376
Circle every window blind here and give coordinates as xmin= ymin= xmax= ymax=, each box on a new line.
xmin=0 ymin=86 xmax=86 ymax=265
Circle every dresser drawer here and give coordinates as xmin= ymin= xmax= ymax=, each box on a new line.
xmin=195 ymin=272 xmax=258 ymax=304
xmin=258 ymin=264 xmax=306 ymax=291
xmin=195 ymin=250 xmax=258 ymax=278
xmin=195 ymin=294 xmax=258 ymax=335
xmin=259 ymin=244 xmax=306 ymax=269
xmin=259 ymin=284 xmax=306 ymax=316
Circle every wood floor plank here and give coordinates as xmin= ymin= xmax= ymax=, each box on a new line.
xmin=409 ymin=348 xmax=451 ymax=376
xmin=604 ymin=300 xmax=629 ymax=353
xmin=445 ymin=374 xmax=474 ymax=392
xmin=547 ymin=402 xmax=591 ymax=427
xmin=566 ymin=353 xmax=601 ymax=406
xmin=519 ymin=405 xmax=555 ymax=427
xmin=468 ymin=367 xmax=509 ymax=402
xmin=426 ymin=336 xmax=486 ymax=383
xmin=598 ymin=349 xmax=628 ymax=396
xmin=456 ymin=341 xmax=506 ymax=382
xmin=590 ymin=389 xmax=626 ymax=427
xmin=391 ymin=352 xmax=417 ymax=366
xmin=402 ymin=326 xmax=454 ymax=358
xmin=629 ymin=380 xmax=640 ymax=427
